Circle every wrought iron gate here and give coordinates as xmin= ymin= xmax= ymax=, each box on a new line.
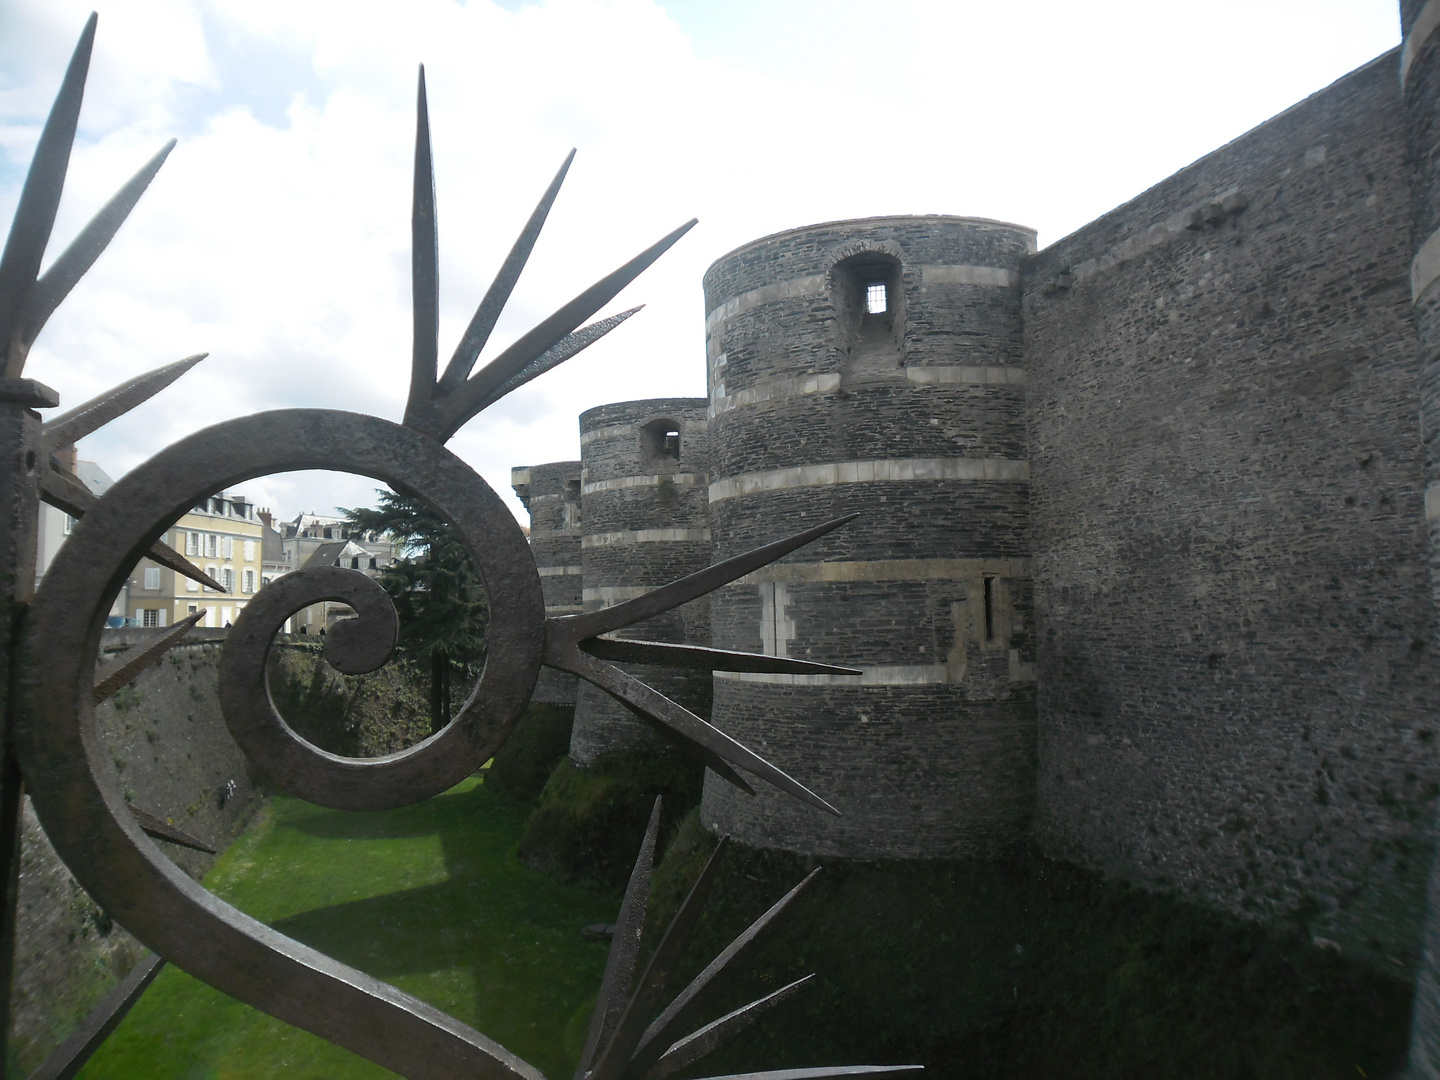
xmin=0 ymin=15 xmax=921 ymax=1080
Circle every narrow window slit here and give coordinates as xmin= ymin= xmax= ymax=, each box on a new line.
xmin=865 ymin=282 xmax=887 ymax=314
xmin=983 ymin=577 xmax=996 ymax=642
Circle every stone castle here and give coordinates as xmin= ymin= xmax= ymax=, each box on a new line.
xmin=513 ymin=16 xmax=1440 ymax=1000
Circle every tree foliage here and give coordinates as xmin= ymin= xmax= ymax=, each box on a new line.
xmin=343 ymin=491 xmax=488 ymax=730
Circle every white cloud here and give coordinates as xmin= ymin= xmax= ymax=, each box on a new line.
xmin=0 ymin=0 xmax=1402 ymax=524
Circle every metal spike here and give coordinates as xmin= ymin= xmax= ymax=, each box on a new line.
xmin=582 ymin=638 xmax=859 ymax=677
xmin=146 ymin=540 xmax=225 ymax=593
xmin=589 ymin=837 xmax=731 ymax=1080
xmin=402 ymin=66 xmax=440 ymax=433
xmin=576 ymin=798 xmax=662 ymax=1080
xmin=435 ymin=219 xmax=696 ymax=439
xmin=20 ymin=140 xmax=176 ymax=353
xmin=640 ymin=976 xmax=814 ymax=1080
xmin=606 ymin=686 xmax=756 ymax=798
xmin=93 ymin=609 xmax=206 ymax=704
xmin=126 ymin=804 xmax=216 ymax=854
xmin=42 ymin=353 xmax=207 ymax=452
xmin=631 ymin=870 xmax=823 ymax=1077
xmin=437 ymin=150 xmax=576 ymax=397
xmin=38 ymin=467 xmax=223 ymax=591
xmin=562 ymin=514 xmax=859 ymax=641
xmin=38 ymin=461 xmax=96 ymax=518
xmin=26 ymin=951 xmax=166 ymax=1080
xmin=549 ymin=643 xmax=836 ymax=815
xmin=681 ymin=1067 xmax=921 ymax=1080
xmin=461 ymin=306 xmax=641 ymax=422
xmin=0 ymin=13 xmax=95 ymax=377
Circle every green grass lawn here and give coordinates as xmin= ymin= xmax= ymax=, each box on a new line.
xmin=76 ymin=777 xmax=620 ymax=1080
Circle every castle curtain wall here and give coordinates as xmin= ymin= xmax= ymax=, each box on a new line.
xmin=1023 ymin=48 xmax=1440 ymax=970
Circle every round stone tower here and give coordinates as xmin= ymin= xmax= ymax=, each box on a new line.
xmin=568 ymin=398 xmax=712 ymax=765
xmin=702 ymin=215 xmax=1038 ymax=859
xmin=511 ymin=461 xmax=582 ymax=705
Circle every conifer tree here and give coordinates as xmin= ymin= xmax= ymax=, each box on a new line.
xmin=344 ymin=492 xmax=488 ymax=733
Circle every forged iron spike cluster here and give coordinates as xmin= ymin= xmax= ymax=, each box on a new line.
xmin=5 ymin=19 xmax=918 ymax=1080
xmin=437 ymin=149 xmax=576 ymax=397
xmin=474 ymin=305 xmax=642 ymax=416
xmin=576 ymin=824 xmax=920 ymax=1080
xmin=544 ymin=514 xmax=863 ymax=815
xmin=395 ymin=72 xmax=693 ymax=442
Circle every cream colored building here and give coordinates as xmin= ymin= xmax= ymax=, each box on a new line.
xmin=128 ymin=491 xmax=263 ymax=629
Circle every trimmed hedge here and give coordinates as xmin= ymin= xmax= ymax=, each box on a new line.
xmin=486 ymin=703 xmax=575 ymax=802
xmin=516 ymin=749 xmax=702 ymax=890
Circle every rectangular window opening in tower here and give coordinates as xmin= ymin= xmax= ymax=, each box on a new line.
xmin=983 ymin=576 xmax=996 ymax=642
xmin=865 ymin=282 xmax=887 ymax=314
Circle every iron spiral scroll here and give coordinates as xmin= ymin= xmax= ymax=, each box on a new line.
xmin=5 ymin=15 xmax=921 ymax=1080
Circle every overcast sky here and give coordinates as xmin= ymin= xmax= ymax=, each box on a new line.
xmin=0 ymin=0 xmax=1403 ymax=524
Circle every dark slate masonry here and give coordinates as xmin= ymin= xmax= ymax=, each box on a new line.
xmin=700 ymin=217 xmax=1039 ymax=859
xmin=1403 ymin=0 xmax=1440 ymax=1071
xmin=512 ymin=461 xmax=582 ymax=705
xmin=508 ymin=16 xmax=1440 ymax=1026
xmin=1025 ymin=49 xmax=1439 ymax=977
xmin=568 ymin=399 xmax=712 ymax=764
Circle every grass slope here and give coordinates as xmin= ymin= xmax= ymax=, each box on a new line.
xmin=76 ymin=778 xmax=619 ymax=1080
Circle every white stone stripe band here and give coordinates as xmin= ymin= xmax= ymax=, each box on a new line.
xmin=545 ymin=604 xmax=584 ymax=614
xmin=1403 ymin=0 xmax=1440 ymax=88
xmin=1414 ymin=228 xmax=1440 ymax=303
xmin=704 ymin=264 xmax=1018 ymax=333
xmin=715 ymin=655 xmax=1036 ymax=687
xmin=581 ymin=528 xmax=711 ymax=548
xmin=583 ymin=586 xmax=653 ymax=603
xmin=709 ymin=366 xmax=1024 ymax=418
xmin=581 ymin=418 xmax=708 ymax=447
xmin=739 ymin=557 xmax=1032 ymax=585
xmin=537 ymin=564 xmax=582 ymax=577
xmin=709 ymin=458 xmax=1029 ymax=502
xmin=1426 ymin=483 xmax=1440 ymax=521
xmin=919 ymin=265 xmax=1018 ymax=287
xmin=710 ymin=373 xmax=840 ymax=418
xmin=905 ymin=365 xmax=1025 ymax=387
xmin=582 ymin=473 xmax=704 ymax=495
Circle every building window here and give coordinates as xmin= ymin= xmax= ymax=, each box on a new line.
xmin=222 ymin=536 xmax=234 ymax=559
xmin=865 ymin=282 xmax=887 ymax=314
xmin=187 ymin=574 xmax=199 ymax=593
xmin=983 ymin=577 xmax=996 ymax=641
xmin=63 ymin=514 xmax=76 ymax=535
xmin=350 ymin=556 xmax=360 ymax=570
xmin=187 ymin=605 xmax=197 ymax=616
xmin=185 ymin=531 xmax=198 ymax=556
xmin=222 ymin=568 xmax=235 ymax=593
xmin=205 ymin=534 xmax=217 ymax=558
xmin=640 ymin=418 xmax=682 ymax=465
xmin=143 ymin=567 xmax=160 ymax=590
xmin=368 ymin=557 xmax=377 ymax=569
xmin=142 ymin=609 xmax=160 ymax=628
xmin=243 ymin=569 xmax=255 ymax=594
xmin=244 ymin=540 xmax=256 ymax=562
